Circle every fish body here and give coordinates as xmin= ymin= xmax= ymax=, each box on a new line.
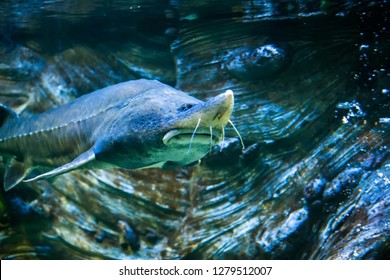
xmin=0 ymin=79 xmax=234 ymax=191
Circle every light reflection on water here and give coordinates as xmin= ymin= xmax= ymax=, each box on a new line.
xmin=0 ymin=1 xmax=389 ymax=260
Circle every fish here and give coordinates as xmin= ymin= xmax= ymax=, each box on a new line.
xmin=0 ymin=79 xmax=236 ymax=191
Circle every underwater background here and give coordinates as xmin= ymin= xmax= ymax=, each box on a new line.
xmin=0 ymin=0 xmax=389 ymax=259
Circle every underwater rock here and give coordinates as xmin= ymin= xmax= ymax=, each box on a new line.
xmin=257 ymin=208 xmax=309 ymax=259
xmin=0 ymin=0 xmax=389 ymax=260
xmin=0 ymin=44 xmax=44 ymax=113
xmin=311 ymin=165 xmax=390 ymax=259
xmin=0 ymin=44 xmax=44 ymax=81
xmin=224 ymin=44 xmax=289 ymax=80
xmin=118 ymin=221 xmax=140 ymax=252
xmin=323 ymin=168 xmax=363 ymax=202
xmin=303 ymin=175 xmax=327 ymax=203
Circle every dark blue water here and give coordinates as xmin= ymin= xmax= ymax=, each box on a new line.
xmin=0 ymin=1 xmax=389 ymax=260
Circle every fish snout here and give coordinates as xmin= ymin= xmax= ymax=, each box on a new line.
xmin=187 ymin=89 xmax=234 ymax=128
xmin=208 ymin=89 xmax=234 ymax=126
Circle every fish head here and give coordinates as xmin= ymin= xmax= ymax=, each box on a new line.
xmin=96 ymin=85 xmax=234 ymax=169
xmin=160 ymin=89 xmax=234 ymax=168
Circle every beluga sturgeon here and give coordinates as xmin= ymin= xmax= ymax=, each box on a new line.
xmin=0 ymin=79 xmax=243 ymax=191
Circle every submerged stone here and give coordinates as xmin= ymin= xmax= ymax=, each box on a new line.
xmin=0 ymin=0 xmax=389 ymax=260
xmin=323 ymin=168 xmax=364 ymax=202
xmin=224 ymin=44 xmax=289 ymax=80
xmin=257 ymin=208 xmax=309 ymax=259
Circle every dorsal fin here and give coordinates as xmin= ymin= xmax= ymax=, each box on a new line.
xmin=0 ymin=103 xmax=19 ymax=126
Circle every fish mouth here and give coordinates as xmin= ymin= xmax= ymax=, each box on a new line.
xmin=163 ymin=128 xmax=222 ymax=146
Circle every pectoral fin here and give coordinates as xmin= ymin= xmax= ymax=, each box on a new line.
xmin=4 ymin=158 xmax=31 ymax=191
xmin=23 ymin=148 xmax=96 ymax=183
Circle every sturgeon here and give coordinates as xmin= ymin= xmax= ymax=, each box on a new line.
xmin=0 ymin=79 xmax=235 ymax=191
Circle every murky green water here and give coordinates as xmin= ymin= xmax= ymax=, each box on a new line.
xmin=0 ymin=1 xmax=389 ymax=259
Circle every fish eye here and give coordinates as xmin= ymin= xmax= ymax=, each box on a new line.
xmin=178 ymin=103 xmax=194 ymax=112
